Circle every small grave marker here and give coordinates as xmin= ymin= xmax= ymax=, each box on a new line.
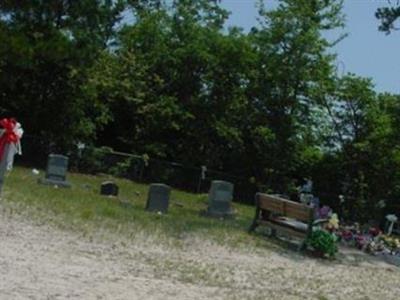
xmin=146 ymin=183 xmax=171 ymax=213
xmin=38 ymin=154 xmax=71 ymax=187
xmin=205 ymin=180 xmax=235 ymax=218
xmin=100 ymin=181 xmax=119 ymax=196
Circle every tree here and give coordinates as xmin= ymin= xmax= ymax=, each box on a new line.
xmin=376 ymin=1 xmax=400 ymax=34
xmin=244 ymin=0 xmax=345 ymax=192
xmin=0 ymin=0 xmax=126 ymax=149
xmin=98 ymin=0 xmax=255 ymax=172
xmin=314 ymin=74 xmax=400 ymax=221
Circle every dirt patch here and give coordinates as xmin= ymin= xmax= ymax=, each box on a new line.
xmin=0 ymin=208 xmax=399 ymax=300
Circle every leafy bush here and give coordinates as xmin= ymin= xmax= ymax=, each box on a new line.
xmin=77 ymin=146 xmax=112 ymax=174
xmin=308 ymin=229 xmax=338 ymax=257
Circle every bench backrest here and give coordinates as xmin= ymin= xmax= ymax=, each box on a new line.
xmin=256 ymin=193 xmax=313 ymax=223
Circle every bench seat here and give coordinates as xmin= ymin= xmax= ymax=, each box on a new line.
xmin=249 ymin=193 xmax=314 ymax=250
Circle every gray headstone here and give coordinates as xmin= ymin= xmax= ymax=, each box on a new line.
xmin=146 ymin=183 xmax=171 ymax=213
xmin=206 ymin=180 xmax=234 ymax=217
xmin=100 ymin=181 xmax=119 ymax=196
xmin=46 ymin=154 xmax=68 ymax=180
xmin=38 ymin=154 xmax=71 ymax=187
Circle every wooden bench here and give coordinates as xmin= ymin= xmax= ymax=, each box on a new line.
xmin=248 ymin=193 xmax=314 ymax=250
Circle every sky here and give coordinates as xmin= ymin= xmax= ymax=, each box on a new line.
xmin=220 ymin=0 xmax=400 ymax=94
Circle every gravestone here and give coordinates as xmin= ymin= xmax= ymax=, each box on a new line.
xmin=100 ymin=181 xmax=119 ymax=196
xmin=146 ymin=183 xmax=171 ymax=213
xmin=38 ymin=154 xmax=71 ymax=187
xmin=205 ymin=180 xmax=235 ymax=218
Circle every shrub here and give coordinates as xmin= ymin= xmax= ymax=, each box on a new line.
xmin=308 ymin=229 xmax=338 ymax=257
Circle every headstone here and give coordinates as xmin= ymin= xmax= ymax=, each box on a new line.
xmin=205 ymin=180 xmax=235 ymax=218
xmin=146 ymin=183 xmax=171 ymax=213
xmin=38 ymin=154 xmax=71 ymax=187
xmin=100 ymin=181 xmax=119 ymax=196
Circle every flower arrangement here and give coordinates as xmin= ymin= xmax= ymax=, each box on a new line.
xmin=368 ymin=227 xmax=381 ymax=237
xmin=335 ymin=223 xmax=400 ymax=260
xmin=317 ymin=205 xmax=332 ymax=219
xmin=307 ymin=202 xmax=400 ymax=262
xmin=380 ymin=235 xmax=400 ymax=254
xmin=327 ymin=213 xmax=339 ymax=230
xmin=355 ymin=234 xmax=369 ymax=250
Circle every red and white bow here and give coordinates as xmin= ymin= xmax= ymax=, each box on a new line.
xmin=0 ymin=118 xmax=23 ymax=167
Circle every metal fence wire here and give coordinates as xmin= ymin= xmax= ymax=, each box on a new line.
xmin=17 ymin=135 xmax=260 ymax=204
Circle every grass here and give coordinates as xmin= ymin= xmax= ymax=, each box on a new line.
xmin=1 ymin=166 xmax=281 ymax=250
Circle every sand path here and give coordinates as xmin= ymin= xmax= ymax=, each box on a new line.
xmin=1 ymin=209 xmax=400 ymax=300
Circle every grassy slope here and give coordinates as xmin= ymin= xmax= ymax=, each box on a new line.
xmin=1 ymin=167 xmax=279 ymax=250
xmin=4 ymin=168 xmax=400 ymax=300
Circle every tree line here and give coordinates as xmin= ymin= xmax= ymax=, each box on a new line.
xmin=1 ymin=0 xmax=399 ymax=221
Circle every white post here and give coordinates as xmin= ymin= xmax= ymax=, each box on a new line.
xmin=386 ymin=214 xmax=398 ymax=235
xmin=0 ymin=120 xmax=23 ymax=196
xmin=0 ymin=143 xmax=10 ymax=196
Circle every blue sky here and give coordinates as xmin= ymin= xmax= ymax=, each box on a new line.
xmin=220 ymin=0 xmax=400 ymax=94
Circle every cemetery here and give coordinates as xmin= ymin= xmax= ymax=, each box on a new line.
xmin=1 ymin=165 xmax=400 ymax=299
xmin=1 ymin=117 xmax=400 ymax=298
xmin=0 ymin=118 xmax=400 ymax=297
xmin=2 ymin=0 xmax=400 ymax=298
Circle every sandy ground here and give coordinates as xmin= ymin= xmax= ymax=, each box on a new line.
xmin=1 ymin=209 xmax=400 ymax=300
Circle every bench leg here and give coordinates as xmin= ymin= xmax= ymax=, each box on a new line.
xmin=248 ymin=204 xmax=261 ymax=233
xmin=297 ymin=240 xmax=307 ymax=252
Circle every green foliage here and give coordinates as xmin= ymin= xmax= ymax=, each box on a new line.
xmin=77 ymin=146 xmax=113 ymax=174
xmin=0 ymin=0 xmax=126 ymax=148
xmin=96 ymin=2 xmax=255 ymax=168
xmin=307 ymin=229 xmax=338 ymax=257
xmin=376 ymin=4 xmax=400 ymax=34
xmin=243 ymin=0 xmax=344 ymax=191
xmin=312 ymin=74 xmax=400 ymax=221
